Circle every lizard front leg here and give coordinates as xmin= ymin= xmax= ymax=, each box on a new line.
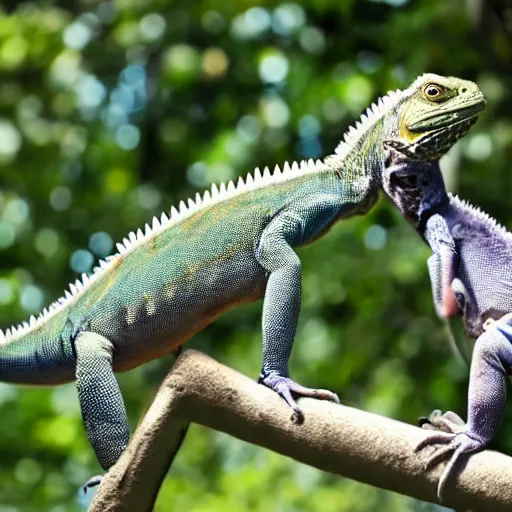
xmin=425 ymin=216 xmax=474 ymax=364
xmin=74 ymin=331 xmax=130 ymax=493
xmin=415 ymin=316 xmax=512 ymax=501
xmin=256 ymin=204 xmax=341 ymax=422
xmin=425 ymin=214 xmax=459 ymax=319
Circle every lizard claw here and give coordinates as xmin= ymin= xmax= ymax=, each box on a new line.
xmin=419 ymin=409 xmax=466 ymax=433
xmin=259 ymin=372 xmax=340 ymax=423
xmin=415 ymin=428 xmax=486 ymax=501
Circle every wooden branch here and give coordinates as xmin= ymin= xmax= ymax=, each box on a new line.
xmin=90 ymin=350 xmax=512 ymax=512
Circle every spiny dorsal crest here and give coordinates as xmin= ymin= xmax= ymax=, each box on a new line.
xmin=0 ymin=158 xmax=326 ymax=344
xmin=449 ymin=193 xmax=510 ymax=237
xmin=333 ymin=90 xmax=400 ymax=157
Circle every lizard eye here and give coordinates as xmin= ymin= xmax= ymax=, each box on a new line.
xmin=423 ymin=83 xmax=445 ymax=101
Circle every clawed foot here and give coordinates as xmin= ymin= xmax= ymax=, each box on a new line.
xmin=419 ymin=409 xmax=466 ymax=433
xmin=416 ymin=410 xmax=486 ymax=501
xmin=259 ymin=372 xmax=340 ymax=423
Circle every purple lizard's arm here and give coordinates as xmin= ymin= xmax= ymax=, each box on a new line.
xmin=416 ymin=313 xmax=512 ymax=501
xmin=424 ymin=214 xmax=460 ymax=319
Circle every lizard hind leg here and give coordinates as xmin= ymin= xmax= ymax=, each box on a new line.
xmin=415 ymin=322 xmax=512 ymax=501
xmin=74 ymin=331 xmax=130 ymax=490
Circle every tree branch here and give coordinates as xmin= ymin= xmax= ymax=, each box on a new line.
xmin=90 ymin=350 xmax=512 ymax=511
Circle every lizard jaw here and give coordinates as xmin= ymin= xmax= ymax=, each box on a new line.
xmin=383 ymin=116 xmax=478 ymax=160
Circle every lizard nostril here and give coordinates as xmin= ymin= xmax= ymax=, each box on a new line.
xmin=461 ymin=87 xmax=468 ymax=94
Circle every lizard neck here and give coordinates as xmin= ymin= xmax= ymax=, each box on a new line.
xmin=325 ymin=117 xmax=386 ymax=199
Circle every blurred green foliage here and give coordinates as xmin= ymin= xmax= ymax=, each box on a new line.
xmin=0 ymin=0 xmax=510 ymax=510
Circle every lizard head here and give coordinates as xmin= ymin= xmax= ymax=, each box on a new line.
xmin=382 ymin=157 xmax=447 ymax=229
xmin=383 ymin=74 xmax=486 ymax=160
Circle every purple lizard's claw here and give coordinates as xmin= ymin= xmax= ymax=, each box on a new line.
xmin=415 ymin=431 xmax=454 ymax=453
xmin=419 ymin=409 xmax=444 ymax=430
xmin=259 ymin=372 xmax=340 ymax=423
xmin=415 ymin=430 xmax=486 ymax=501
xmin=419 ymin=409 xmax=466 ymax=434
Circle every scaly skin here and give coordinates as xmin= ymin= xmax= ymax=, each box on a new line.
xmin=0 ymin=75 xmax=485 ymax=485
xmin=383 ymin=159 xmax=512 ymax=501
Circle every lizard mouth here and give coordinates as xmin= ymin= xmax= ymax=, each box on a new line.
xmin=425 ymin=115 xmax=478 ymax=146
xmin=408 ymin=97 xmax=486 ymax=132
xmin=386 ymin=116 xmax=478 ymax=160
xmin=435 ymin=115 xmax=478 ymax=136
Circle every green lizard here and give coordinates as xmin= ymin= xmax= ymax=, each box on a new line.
xmin=0 ymin=74 xmax=485 ymax=489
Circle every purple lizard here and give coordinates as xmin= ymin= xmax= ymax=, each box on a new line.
xmin=382 ymin=156 xmax=512 ymax=500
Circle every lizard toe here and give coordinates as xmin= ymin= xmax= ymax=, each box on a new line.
xmin=259 ymin=372 xmax=339 ymax=423
xmin=435 ymin=434 xmax=486 ymax=501
xmin=419 ymin=409 xmax=466 ymax=433
xmin=440 ymin=411 xmax=466 ymax=427
xmin=415 ymin=430 xmax=486 ymax=502
xmin=418 ymin=409 xmax=443 ymax=429
xmin=424 ymin=442 xmax=458 ymax=470
xmin=284 ymin=380 xmax=340 ymax=404
xmin=415 ymin=431 xmax=454 ymax=452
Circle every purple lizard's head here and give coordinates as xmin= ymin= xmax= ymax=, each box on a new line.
xmin=382 ymin=156 xmax=448 ymax=230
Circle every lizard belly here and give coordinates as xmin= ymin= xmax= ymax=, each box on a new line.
xmin=90 ymin=254 xmax=266 ymax=372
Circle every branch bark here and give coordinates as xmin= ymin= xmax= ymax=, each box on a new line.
xmin=90 ymin=350 xmax=512 ymax=511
